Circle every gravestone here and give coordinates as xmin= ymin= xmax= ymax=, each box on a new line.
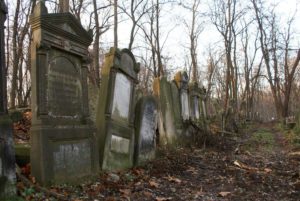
xmin=134 ymin=96 xmax=158 ymax=165
xmin=30 ymin=1 xmax=98 ymax=185
xmin=153 ymin=77 xmax=178 ymax=145
xmin=174 ymin=71 xmax=190 ymax=121
xmin=0 ymin=0 xmax=16 ymax=198
xmin=189 ymin=82 xmax=201 ymax=122
xmin=96 ymin=48 xmax=140 ymax=170
xmin=189 ymin=82 xmax=208 ymax=130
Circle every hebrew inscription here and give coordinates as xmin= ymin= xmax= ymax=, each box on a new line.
xmin=53 ymin=140 xmax=91 ymax=179
xmin=110 ymin=135 xmax=130 ymax=154
xmin=48 ymin=56 xmax=82 ymax=117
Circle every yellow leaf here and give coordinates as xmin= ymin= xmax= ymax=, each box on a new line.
xmin=149 ymin=180 xmax=159 ymax=188
xmin=264 ymin=168 xmax=272 ymax=173
xmin=218 ymin=191 xmax=231 ymax=197
xmin=119 ymin=189 xmax=131 ymax=196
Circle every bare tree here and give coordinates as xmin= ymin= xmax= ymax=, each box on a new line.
xmin=118 ymin=0 xmax=152 ymax=51
xmin=90 ymin=0 xmax=112 ymax=86
xmin=180 ymin=0 xmax=203 ymax=82
xmin=251 ymin=0 xmax=300 ymax=119
xmin=114 ymin=0 xmax=118 ymax=48
xmin=10 ymin=0 xmax=36 ymax=108
xmin=209 ymin=0 xmax=245 ymax=128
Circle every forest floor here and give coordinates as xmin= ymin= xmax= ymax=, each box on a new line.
xmin=14 ymin=118 xmax=300 ymax=201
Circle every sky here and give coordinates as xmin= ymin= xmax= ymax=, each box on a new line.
xmin=5 ymin=0 xmax=300 ymax=79
xmin=112 ymin=0 xmax=300 ymax=77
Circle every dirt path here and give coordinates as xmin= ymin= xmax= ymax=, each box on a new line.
xmin=17 ymin=123 xmax=300 ymax=201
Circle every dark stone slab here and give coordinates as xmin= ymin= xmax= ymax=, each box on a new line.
xmin=134 ymin=96 xmax=158 ymax=165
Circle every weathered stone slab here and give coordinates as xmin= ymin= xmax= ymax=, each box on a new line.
xmin=153 ymin=77 xmax=178 ymax=145
xmin=134 ymin=96 xmax=158 ymax=165
xmin=30 ymin=1 xmax=98 ymax=185
xmin=96 ymin=48 xmax=139 ymax=170
xmin=0 ymin=117 xmax=16 ymax=198
xmin=0 ymin=0 xmax=16 ymax=198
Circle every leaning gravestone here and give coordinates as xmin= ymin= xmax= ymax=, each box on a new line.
xmin=96 ymin=48 xmax=140 ymax=170
xmin=30 ymin=1 xmax=98 ymax=185
xmin=153 ymin=77 xmax=178 ymax=145
xmin=134 ymin=96 xmax=158 ymax=165
xmin=0 ymin=0 xmax=16 ymax=197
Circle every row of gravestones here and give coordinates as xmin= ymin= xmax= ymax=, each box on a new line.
xmin=29 ymin=2 xmax=161 ymax=185
xmin=2 ymin=1 xmax=208 ymax=193
xmin=153 ymin=72 xmax=207 ymax=146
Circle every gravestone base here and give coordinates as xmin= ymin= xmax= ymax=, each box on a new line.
xmin=30 ymin=125 xmax=98 ymax=185
xmin=0 ymin=116 xmax=16 ymax=198
xmin=101 ymin=123 xmax=135 ymax=171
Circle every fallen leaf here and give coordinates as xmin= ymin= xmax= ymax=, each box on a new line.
xmin=156 ymin=197 xmax=172 ymax=201
xmin=264 ymin=168 xmax=272 ymax=173
xmin=233 ymin=160 xmax=242 ymax=168
xmin=143 ymin=191 xmax=153 ymax=198
xmin=119 ymin=189 xmax=131 ymax=196
xmin=149 ymin=180 xmax=159 ymax=188
xmin=218 ymin=191 xmax=231 ymax=197
xmin=164 ymin=175 xmax=182 ymax=183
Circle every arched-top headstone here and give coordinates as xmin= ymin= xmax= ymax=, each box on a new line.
xmin=96 ymin=48 xmax=140 ymax=170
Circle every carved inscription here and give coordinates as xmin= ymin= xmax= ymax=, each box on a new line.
xmin=53 ymin=140 xmax=91 ymax=180
xmin=110 ymin=135 xmax=130 ymax=154
xmin=112 ymin=73 xmax=132 ymax=121
xmin=48 ymin=56 xmax=82 ymax=117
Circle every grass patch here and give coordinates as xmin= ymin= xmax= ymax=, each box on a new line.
xmin=285 ymin=130 xmax=300 ymax=148
xmin=245 ymin=129 xmax=275 ymax=153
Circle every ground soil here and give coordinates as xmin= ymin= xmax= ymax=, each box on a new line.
xmin=16 ymin=122 xmax=300 ymax=201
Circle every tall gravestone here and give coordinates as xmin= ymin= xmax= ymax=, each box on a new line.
xmin=189 ymin=82 xmax=200 ymax=122
xmin=96 ymin=48 xmax=140 ymax=170
xmin=153 ymin=77 xmax=178 ymax=145
xmin=0 ymin=0 xmax=16 ymax=198
xmin=134 ymin=96 xmax=157 ymax=165
xmin=189 ymin=82 xmax=208 ymax=130
xmin=173 ymin=71 xmax=190 ymax=122
xmin=30 ymin=1 xmax=98 ymax=185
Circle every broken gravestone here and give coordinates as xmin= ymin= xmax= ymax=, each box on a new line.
xmin=96 ymin=48 xmax=140 ymax=170
xmin=29 ymin=1 xmax=98 ymax=185
xmin=0 ymin=0 xmax=16 ymax=198
xmin=153 ymin=77 xmax=178 ymax=145
xmin=134 ymin=96 xmax=158 ymax=165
